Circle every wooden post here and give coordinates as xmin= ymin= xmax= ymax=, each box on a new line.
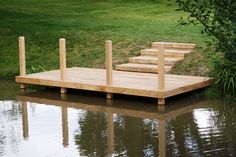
xmin=19 ymin=36 xmax=26 ymax=89
xmin=59 ymin=38 xmax=67 ymax=94
xmin=157 ymin=44 xmax=165 ymax=105
xmin=105 ymin=40 xmax=113 ymax=99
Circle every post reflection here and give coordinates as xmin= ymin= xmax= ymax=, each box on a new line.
xmin=158 ymin=120 xmax=166 ymax=157
xmin=61 ymin=105 xmax=69 ymax=147
xmin=21 ymin=101 xmax=29 ymax=140
xmin=106 ymin=113 xmax=114 ymax=157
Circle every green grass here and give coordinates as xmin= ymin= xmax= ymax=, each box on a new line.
xmin=0 ymin=0 xmax=212 ymax=79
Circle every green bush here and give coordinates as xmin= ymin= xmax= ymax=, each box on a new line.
xmin=176 ymin=0 xmax=236 ymax=97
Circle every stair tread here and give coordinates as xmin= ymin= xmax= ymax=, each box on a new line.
xmin=130 ymin=56 xmax=181 ymax=61
xmin=152 ymin=42 xmax=196 ymax=46
xmin=118 ymin=63 xmax=172 ymax=68
xmin=151 ymin=42 xmax=196 ymax=50
xmin=141 ymin=48 xmax=192 ymax=54
xmin=116 ymin=63 xmax=172 ymax=73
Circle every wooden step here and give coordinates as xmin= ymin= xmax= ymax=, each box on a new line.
xmin=129 ymin=56 xmax=181 ymax=65
xmin=115 ymin=63 xmax=172 ymax=73
xmin=151 ymin=42 xmax=196 ymax=51
xmin=140 ymin=49 xmax=191 ymax=58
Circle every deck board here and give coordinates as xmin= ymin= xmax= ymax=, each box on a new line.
xmin=15 ymin=67 xmax=213 ymax=99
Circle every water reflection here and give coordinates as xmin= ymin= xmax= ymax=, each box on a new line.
xmin=21 ymin=102 xmax=29 ymax=140
xmin=0 ymin=88 xmax=235 ymax=156
xmin=15 ymin=91 xmax=210 ymax=157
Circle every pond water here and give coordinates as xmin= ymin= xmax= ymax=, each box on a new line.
xmin=0 ymin=79 xmax=236 ymax=157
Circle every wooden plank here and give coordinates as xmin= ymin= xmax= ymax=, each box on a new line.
xmin=116 ymin=63 xmax=172 ymax=73
xmin=152 ymin=42 xmax=196 ymax=50
xmin=129 ymin=56 xmax=181 ymax=65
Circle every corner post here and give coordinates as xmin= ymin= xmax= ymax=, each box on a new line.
xmin=19 ymin=36 xmax=27 ymax=89
xmin=105 ymin=40 xmax=113 ymax=99
xmin=157 ymin=44 xmax=165 ymax=105
xmin=59 ymin=38 xmax=67 ymax=94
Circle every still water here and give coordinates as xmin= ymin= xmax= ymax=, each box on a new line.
xmin=0 ymin=79 xmax=236 ymax=157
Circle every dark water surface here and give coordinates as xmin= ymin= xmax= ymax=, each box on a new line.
xmin=0 ymin=79 xmax=236 ymax=157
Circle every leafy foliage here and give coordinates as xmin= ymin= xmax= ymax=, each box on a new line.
xmin=212 ymin=55 xmax=236 ymax=96
xmin=176 ymin=0 xmax=236 ymax=96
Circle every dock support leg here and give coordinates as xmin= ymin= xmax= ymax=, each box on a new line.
xmin=20 ymin=83 xmax=27 ymax=89
xmin=19 ymin=36 xmax=27 ymax=89
xmin=158 ymin=98 xmax=165 ymax=105
xmin=107 ymin=93 xmax=113 ymax=99
xmin=105 ymin=40 xmax=113 ymax=100
xmin=61 ymin=88 xmax=67 ymax=94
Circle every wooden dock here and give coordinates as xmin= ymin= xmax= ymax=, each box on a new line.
xmin=15 ymin=37 xmax=213 ymax=105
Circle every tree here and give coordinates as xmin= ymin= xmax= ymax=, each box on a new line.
xmin=176 ymin=0 xmax=236 ymax=96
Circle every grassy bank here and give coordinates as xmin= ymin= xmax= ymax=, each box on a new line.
xmin=0 ymin=0 xmax=211 ymax=79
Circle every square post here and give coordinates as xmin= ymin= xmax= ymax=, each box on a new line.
xmin=157 ymin=44 xmax=165 ymax=105
xmin=19 ymin=36 xmax=27 ymax=89
xmin=105 ymin=40 xmax=113 ymax=99
xmin=59 ymin=38 xmax=67 ymax=94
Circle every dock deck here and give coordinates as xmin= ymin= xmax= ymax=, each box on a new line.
xmin=16 ymin=67 xmax=212 ymax=101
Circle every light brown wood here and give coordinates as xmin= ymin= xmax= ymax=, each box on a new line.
xmin=141 ymin=49 xmax=191 ymax=57
xmin=116 ymin=63 xmax=172 ymax=73
xmin=116 ymin=41 xmax=196 ymax=74
xmin=158 ymin=98 xmax=165 ymax=105
xmin=16 ymin=67 xmax=213 ymax=101
xmin=19 ymin=36 xmax=26 ymax=76
xmin=60 ymin=88 xmax=67 ymax=94
xmin=106 ymin=40 xmax=113 ymax=99
xmin=129 ymin=56 xmax=180 ymax=65
xmin=157 ymin=44 xmax=165 ymax=91
xmin=152 ymin=42 xmax=196 ymax=51
xmin=19 ymin=37 xmax=27 ymax=89
xmin=59 ymin=38 xmax=67 ymax=94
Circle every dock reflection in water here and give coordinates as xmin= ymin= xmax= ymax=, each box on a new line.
xmin=0 ymin=90 xmax=235 ymax=156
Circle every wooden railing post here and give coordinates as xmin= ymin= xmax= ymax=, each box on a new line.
xmin=105 ymin=40 xmax=113 ymax=99
xmin=59 ymin=38 xmax=67 ymax=94
xmin=157 ymin=44 xmax=165 ymax=105
xmin=19 ymin=36 xmax=26 ymax=89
